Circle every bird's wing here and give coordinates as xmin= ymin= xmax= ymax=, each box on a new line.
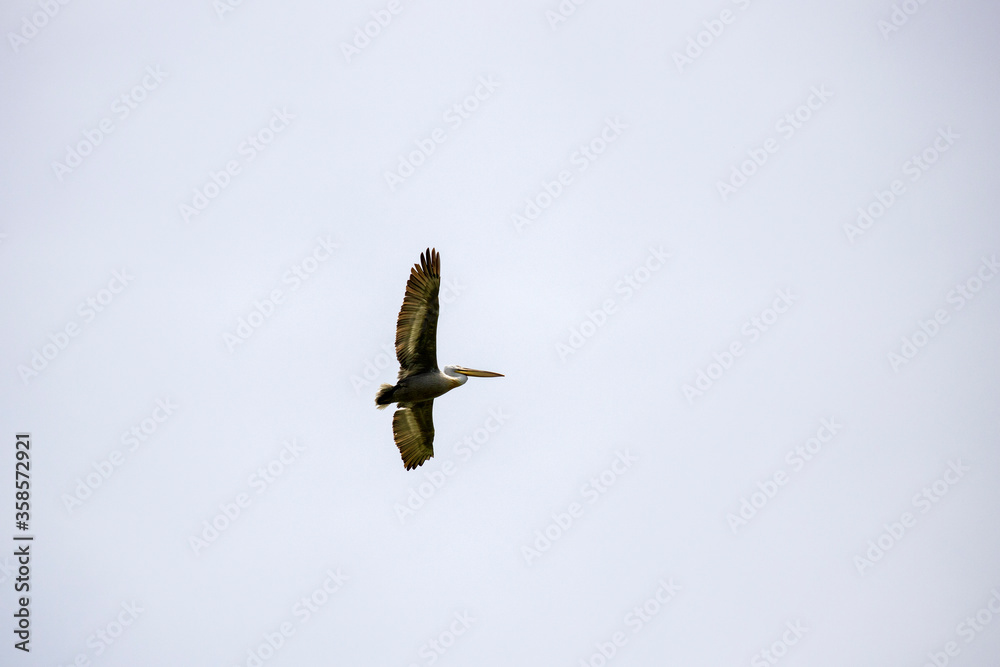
xmin=394 ymin=248 xmax=440 ymax=378
xmin=392 ymin=400 xmax=435 ymax=470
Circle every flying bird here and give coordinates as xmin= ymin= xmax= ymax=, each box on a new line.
xmin=376 ymin=248 xmax=503 ymax=470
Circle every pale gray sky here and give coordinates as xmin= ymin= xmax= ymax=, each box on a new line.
xmin=2 ymin=1 xmax=999 ymax=665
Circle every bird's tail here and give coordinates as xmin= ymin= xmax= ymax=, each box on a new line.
xmin=374 ymin=383 xmax=396 ymax=410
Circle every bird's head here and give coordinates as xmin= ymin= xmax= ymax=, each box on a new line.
xmin=443 ymin=365 xmax=505 ymax=386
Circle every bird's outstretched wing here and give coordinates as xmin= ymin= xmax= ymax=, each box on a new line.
xmin=392 ymin=400 xmax=435 ymax=470
xmin=394 ymin=248 xmax=440 ymax=378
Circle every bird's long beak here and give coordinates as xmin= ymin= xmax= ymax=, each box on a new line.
xmin=454 ymin=367 xmax=504 ymax=378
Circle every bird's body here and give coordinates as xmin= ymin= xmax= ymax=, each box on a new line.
xmin=376 ymin=249 xmax=502 ymax=470
xmin=377 ymin=366 xmax=467 ymax=405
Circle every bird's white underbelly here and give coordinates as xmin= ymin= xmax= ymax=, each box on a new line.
xmin=393 ymin=371 xmax=455 ymax=403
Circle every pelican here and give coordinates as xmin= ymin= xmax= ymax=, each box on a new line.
xmin=375 ymin=248 xmax=503 ymax=470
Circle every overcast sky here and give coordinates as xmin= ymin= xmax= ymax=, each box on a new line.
xmin=2 ymin=1 xmax=999 ymax=665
